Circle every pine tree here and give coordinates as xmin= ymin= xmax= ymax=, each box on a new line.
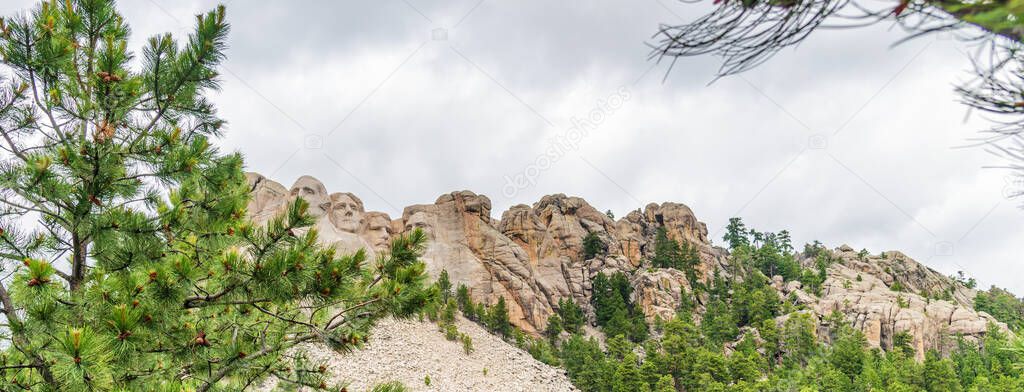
xmin=0 ymin=2 xmax=432 ymax=390
xmin=924 ymin=351 xmax=964 ymax=392
xmin=437 ymin=268 xmax=452 ymax=303
xmin=613 ymin=353 xmax=645 ymax=392
xmin=557 ymin=297 xmax=585 ymax=334
xmin=582 ymin=232 xmax=606 ymax=260
xmin=487 ymin=296 xmax=512 ymax=337
xmin=653 ymin=375 xmax=676 ymax=392
xmin=829 ymin=326 xmax=868 ymax=381
xmin=456 ymin=283 xmax=471 ymax=312
xmin=723 ymin=217 xmax=749 ymax=249
xmin=545 ymin=314 xmax=564 ymax=343
xmin=652 ymin=227 xmax=684 ymax=270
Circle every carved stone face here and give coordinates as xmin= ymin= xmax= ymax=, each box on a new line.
xmin=403 ymin=211 xmax=434 ymax=238
xmin=329 ymin=193 xmax=364 ymax=234
xmin=362 ymin=212 xmax=392 ymax=250
xmin=289 ymin=176 xmax=331 ymax=218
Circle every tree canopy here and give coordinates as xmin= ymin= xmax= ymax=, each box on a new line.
xmin=0 ymin=2 xmax=432 ymax=390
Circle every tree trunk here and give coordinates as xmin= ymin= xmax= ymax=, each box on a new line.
xmin=70 ymin=234 xmax=87 ymax=290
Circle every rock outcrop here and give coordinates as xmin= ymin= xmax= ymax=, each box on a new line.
xmin=246 ymin=173 xmax=724 ymax=335
xmin=782 ymin=246 xmax=1006 ymax=360
xmin=245 ymin=173 xmax=1008 ymax=360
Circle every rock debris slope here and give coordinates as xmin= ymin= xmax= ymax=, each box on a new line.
xmin=245 ymin=173 xmax=1008 ymax=363
xmin=301 ymin=316 xmax=577 ymax=391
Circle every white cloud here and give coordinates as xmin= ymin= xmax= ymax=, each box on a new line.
xmin=2 ymin=0 xmax=1020 ymax=292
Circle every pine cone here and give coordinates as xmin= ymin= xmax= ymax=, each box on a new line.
xmin=93 ymin=121 xmax=116 ymax=143
xmin=194 ymin=331 xmax=210 ymax=347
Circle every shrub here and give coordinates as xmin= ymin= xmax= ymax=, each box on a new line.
xmin=462 ymin=333 xmax=474 ymax=355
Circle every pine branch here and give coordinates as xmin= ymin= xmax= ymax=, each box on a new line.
xmin=0 ymin=125 xmax=26 ymax=161
xmin=196 ymin=333 xmax=317 ymax=392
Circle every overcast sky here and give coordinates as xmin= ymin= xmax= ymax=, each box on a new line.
xmin=4 ymin=1 xmax=1021 ymax=292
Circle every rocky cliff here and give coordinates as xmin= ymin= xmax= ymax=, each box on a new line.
xmin=245 ymin=173 xmax=1007 ymax=360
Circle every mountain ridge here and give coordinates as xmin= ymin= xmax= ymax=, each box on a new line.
xmin=245 ymin=172 xmax=1009 ymax=362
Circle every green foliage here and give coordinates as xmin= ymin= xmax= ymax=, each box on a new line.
xmin=829 ymin=326 xmax=868 ymax=380
xmin=526 ymin=338 xmax=561 ymax=366
xmin=897 ymin=295 xmax=910 ymax=309
xmin=953 ymin=271 xmax=978 ymax=289
xmin=891 ymin=281 xmax=905 ymax=292
xmin=557 ymin=298 xmax=586 ymax=334
xmin=653 ymin=375 xmax=675 ymax=392
xmin=974 ymin=286 xmax=1024 ymax=331
xmin=800 ymin=253 xmax=832 ymax=296
xmin=437 ymin=269 xmax=452 ymax=303
xmin=556 ymin=273 xmax=1024 ymax=392
xmin=783 ymin=313 xmax=818 ymax=366
xmin=456 ymin=284 xmax=472 ymax=317
xmin=924 ymin=351 xmax=963 ymax=392
xmin=803 ymin=240 xmax=826 ymax=257
xmin=726 ymin=218 xmax=803 ymax=282
xmin=591 ymin=272 xmax=648 ymax=342
xmin=893 ymin=331 xmax=915 ymax=357
xmin=545 ymin=314 xmax=564 ymax=342
xmin=0 ymin=2 xmax=433 ymax=390
xmin=650 ymin=228 xmax=701 ymax=289
xmin=461 ymin=333 xmax=474 ymax=355
xmin=582 ymin=232 xmax=606 ymax=260
xmin=442 ymin=323 xmax=459 ymax=341
xmin=724 ymin=217 xmax=750 ymax=249
xmin=485 ymin=296 xmax=512 ymax=337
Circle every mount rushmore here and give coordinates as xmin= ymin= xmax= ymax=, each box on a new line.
xmin=246 ymin=172 xmax=1007 ymax=361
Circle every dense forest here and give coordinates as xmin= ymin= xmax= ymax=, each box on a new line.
xmin=429 ymin=220 xmax=1024 ymax=392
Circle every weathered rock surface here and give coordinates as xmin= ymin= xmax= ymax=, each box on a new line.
xmin=784 ymin=247 xmax=1007 ymax=360
xmin=246 ymin=173 xmax=1008 ymax=361
xmin=247 ymin=174 xmax=724 ymax=334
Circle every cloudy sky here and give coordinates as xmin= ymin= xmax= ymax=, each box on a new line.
xmin=3 ymin=1 xmax=1021 ymax=292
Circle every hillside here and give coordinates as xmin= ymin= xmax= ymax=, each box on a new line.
xmin=260 ymin=316 xmax=576 ymax=391
xmin=245 ymin=172 xmax=1020 ymax=390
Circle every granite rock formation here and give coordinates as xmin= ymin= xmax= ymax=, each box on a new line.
xmin=245 ymin=173 xmax=1008 ymax=359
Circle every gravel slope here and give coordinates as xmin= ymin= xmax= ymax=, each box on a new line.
xmin=298 ymin=316 xmax=577 ymax=392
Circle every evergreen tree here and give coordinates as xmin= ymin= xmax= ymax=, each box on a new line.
xmin=829 ymin=326 xmax=868 ymax=381
xmin=701 ymin=297 xmax=737 ymax=346
xmin=783 ymin=313 xmax=818 ymax=366
xmin=924 ymin=351 xmax=963 ymax=392
xmin=487 ymin=296 xmax=512 ymax=337
xmin=437 ymin=269 xmax=452 ymax=303
xmin=582 ymin=232 xmax=606 ymax=260
xmin=559 ymin=334 xmax=610 ymax=392
xmin=592 ymin=271 xmax=647 ymax=342
xmin=557 ymin=297 xmax=586 ymax=334
xmin=652 ymin=227 xmax=684 ymax=270
xmin=653 ymin=375 xmax=675 ymax=392
xmin=456 ymin=283 xmax=471 ymax=312
xmin=723 ymin=217 xmax=749 ymax=249
xmin=0 ymin=3 xmax=432 ymax=389
xmin=974 ymin=286 xmax=1024 ymax=331
xmin=545 ymin=314 xmax=564 ymax=343
xmin=613 ymin=353 xmax=645 ymax=392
